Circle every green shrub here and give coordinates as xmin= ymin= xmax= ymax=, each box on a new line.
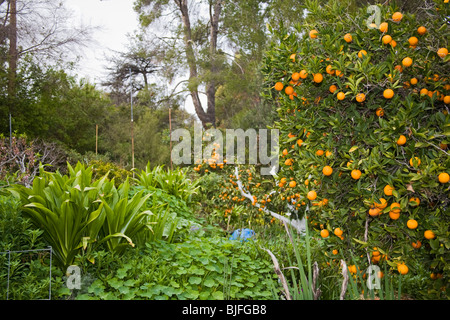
xmin=63 ymin=236 xmax=278 ymax=300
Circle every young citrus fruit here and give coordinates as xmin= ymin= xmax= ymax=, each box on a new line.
xmin=376 ymin=107 xmax=384 ymax=117
xmin=402 ymin=57 xmax=413 ymax=67
xmin=320 ymin=229 xmax=329 ymax=238
xmin=390 ymin=202 xmax=401 ymax=213
xmin=407 ymin=219 xmax=418 ymax=229
xmin=397 ymin=135 xmax=407 ymax=145
xmin=309 ymin=29 xmax=318 ymax=39
xmin=334 ymin=228 xmax=343 ymax=237
xmin=322 ymin=166 xmax=333 ymax=176
xmin=409 ymin=157 xmax=421 ymax=167
xmin=351 ymin=169 xmax=362 ymax=180
xmin=437 ymin=48 xmax=448 ymax=58
xmin=337 ymin=92 xmax=345 ymax=100
xmin=291 ymin=72 xmax=300 ymax=81
xmin=379 ymin=22 xmax=388 ymax=33
xmin=392 ymin=12 xmax=403 ymax=22
xmin=417 ymin=26 xmax=427 ymax=35
xmin=374 ymin=198 xmax=387 ymax=209
xmin=313 ymin=73 xmax=323 ymax=83
xmin=382 ymin=35 xmax=392 ymax=44
xmin=299 ymin=69 xmax=308 ymax=79
xmin=369 ymin=207 xmax=381 ymax=217
xmin=285 ymin=86 xmax=294 ymax=95
xmin=356 ymin=93 xmax=365 ymax=102
xmin=274 ymin=82 xmax=284 ymax=91
xmin=408 ymin=37 xmax=418 ymax=46
xmin=307 ymin=190 xmax=317 ymax=201
xmin=383 ymin=88 xmax=394 ymax=99
xmin=289 ymin=180 xmax=297 ymax=188
xmin=358 ymin=50 xmax=367 ymax=58
xmin=389 ymin=211 xmax=400 ymax=220
xmin=410 ymin=78 xmax=418 ymax=85
xmin=397 ymin=263 xmax=409 ymax=275
xmin=424 ymin=230 xmax=435 ymax=239
xmin=409 ymin=197 xmax=420 ymax=206
xmin=329 ymin=85 xmax=337 ymax=93
xmin=384 ymin=184 xmax=394 ymax=196
xmin=438 ymin=172 xmax=449 ymax=183
xmin=344 ymin=33 xmax=352 ymax=43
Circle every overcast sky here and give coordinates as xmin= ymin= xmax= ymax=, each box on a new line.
xmin=64 ymin=0 xmax=199 ymax=115
xmin=65 ymin=0 xmax=140 ymax=83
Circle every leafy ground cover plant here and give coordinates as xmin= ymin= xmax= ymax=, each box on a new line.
xmin=56 ymin=236 xmax=277 ymax=300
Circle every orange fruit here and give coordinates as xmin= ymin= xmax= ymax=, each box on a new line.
xmin=320 ymin=229 xmax=329 ymax=238
xmin=397 ymin=263 xmax=409 ymax=275
xmin=285 ymin=86 xmax=294 ymax=95
xmin=382 ymin=35 xmax=392 ymax=44
xmin=394 ymin=65 xmax=403 ymax=73
xmin=316 ymin=149 xmax=324 ymax=156
xmin=334 ymin=228 xmax=343 ymax=237
xmin=358 ymin=50 xmax=367 ymax=58
xmin=335 ymin=69 xmax=343 ymax=77
xmin=424 ymin=230 xmax=435 ymax=240
xmin=390 ymin=202 xmax=401 ymax=213
xmin=412 ymin=240 xmax=422 ymax=249
xmin=323 ymin=166 xmax=333 ymax=176
xmin=297 ymin=139 xmax=303 ymax=146
xmin=344 ymin=33 xmax=352 ymax=43
xmin=392 ymin=12 xmax=403 ymax=22
xmin=356 ymin=93 xmax=366 ymax=102
xmin=408 ymin=37 xmax=418 ymax=46
xmin=410 ymin=77 xmax=418 ymax=85
xmin=369 ymin=206 xmax=381 ymax=217
xmin=299 ymin=69 xmax=308 ymax=79
xmin=384 ymin=184 xmax=394 ymax=196
xmin=402 ymin=57 xmax=413 ymax=67
xmin=289 ymin=180 xmax=297 ymax=188
xmin=329 ymin=84 xmax=337 ymax=93
xmin=313 ymin=73 xmax=323 ymax=83
xmin=290 ymin=53 xmax=296 ymax=62
xmin=274 ymin=82 xmax=284 ymax=91
xmin=409 ymin=157 xmax=421 ymax=167
xmin=437 ymin=48 xmax=448 ymax=58
xmin=307 ymin=190 xmax=317 ymax=201
xmin=326 ymin=65 xmax=335 ymax=75
xmin=383 ymin=88 xmax=394 ymax=99
xmin=407 ymin=219 xmax=418 ymax=229
xmin=376 ymin=107 xmax=384 ymax=117
xmin=285 ymin=158 xmax=293 ymax=166
xmin=438 ymin=172 xmax=449 ymax=183
xmin=379 ymin=22 xmax=388 ymax=33
xmin=282 ymin=148 xmax=288 ymax=156
xmin=291 ymin=72 xmax=300 ymax=81
xmin=444 ymin=96 xmax=450 ymax=104
xmin=332 ymin=249 xmax=338 ymax=255
xmin=351 ymin=169 xmax=362 ymax=180
xmin=325 ymin=150 xmax=332 ymax=157
xmin=397 ymin=135 xmax=407 ymax=145
xmin=389 ymin=211 xmax=400 ymax=220
xmin=417 ymin=26 xmax=427 ymax=35
xmin=358 ymin=50 xmax=367 ymax=59
xmin=409 ymin=197 xmax=420 ymax=206
xmin=337 ymin=92 xmax=345 ymax=100
xmin=309 ymin=29 xmax=318 ymax=39
xmin=374 ymin=198 xmax=387 ymax=209
xmin=348 ymin=265 xmax=357 ymax=274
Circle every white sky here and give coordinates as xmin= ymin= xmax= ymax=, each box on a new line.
xmin=65 ymin=0 xmax=139 ymax=83
xmin=64 ymin=0 xmax=201 ymax=115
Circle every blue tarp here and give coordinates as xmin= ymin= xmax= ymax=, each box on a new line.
xmin=229 ymin=228 xmax=255 ymax=242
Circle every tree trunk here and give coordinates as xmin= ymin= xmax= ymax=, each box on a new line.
xmin=205 ymin=0 xmax=222 ymax=128
xmin=176 ymin=0 xmax=219 ymax=128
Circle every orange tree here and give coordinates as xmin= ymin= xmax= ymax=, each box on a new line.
xmin=260 ymin=0 xmax=449 ymax=297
